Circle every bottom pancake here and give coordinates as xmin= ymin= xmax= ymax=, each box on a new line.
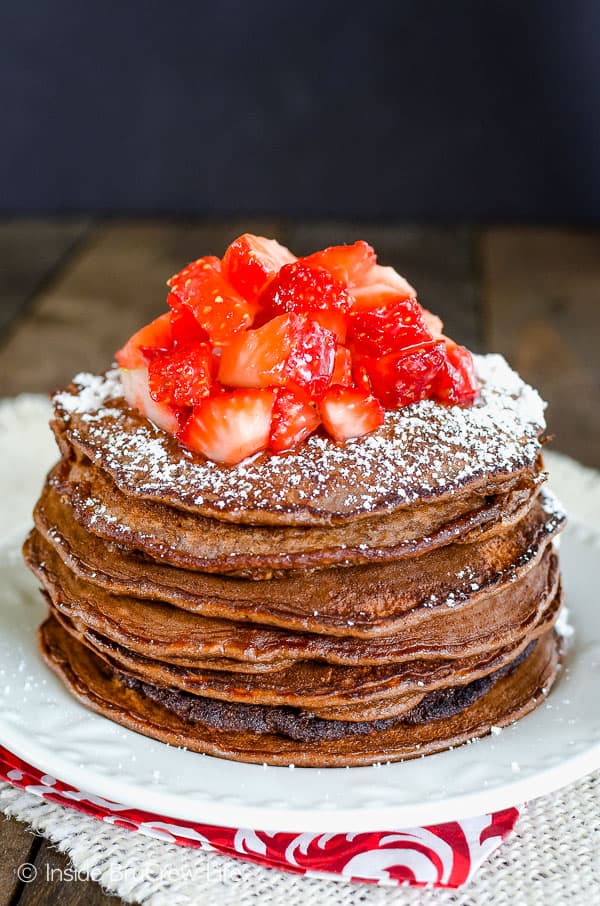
xmin=39 ymin=616 xmax=561 ymax=767
xmin=115 ymin=642 xmax=535 ymax=741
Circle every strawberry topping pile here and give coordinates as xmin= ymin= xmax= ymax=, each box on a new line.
xmin=115 ymin=235 xmax=478 ymax=464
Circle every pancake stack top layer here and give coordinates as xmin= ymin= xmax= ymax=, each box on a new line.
xmin=27 ymin=352 xmax=566 ymax=766
xmin=50 ymin=353 xmax=546 ymax=526
xmin=24 ymin=233 xmax=565 ymax=766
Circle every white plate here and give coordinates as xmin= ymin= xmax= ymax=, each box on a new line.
xmin=0 ymin=396 xmax=599 ymax=832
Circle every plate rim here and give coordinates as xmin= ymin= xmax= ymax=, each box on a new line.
xmin=1 ymin=719 xmax=599 ymax=832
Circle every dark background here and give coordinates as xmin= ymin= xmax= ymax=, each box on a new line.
xmin=2 ymin=0 xmax=600 ymax=221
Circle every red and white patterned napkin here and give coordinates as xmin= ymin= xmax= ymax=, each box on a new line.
xmin=0 ymin=744 xmax=520 ymax=889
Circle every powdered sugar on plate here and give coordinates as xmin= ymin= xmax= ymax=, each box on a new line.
xmin=52 ymin=355 xmax=546 ymax=523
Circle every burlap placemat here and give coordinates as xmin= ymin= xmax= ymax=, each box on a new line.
xmin=1 ymin=771 xmax=598 ymax=905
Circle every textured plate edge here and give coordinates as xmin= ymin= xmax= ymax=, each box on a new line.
xmin=2 ymin=720 xmax=599 ymax=832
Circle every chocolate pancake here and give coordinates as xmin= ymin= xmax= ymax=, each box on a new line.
xmin=50 ymin=456 xmax=542 ymax=577
xmin=26 ymin=526 xmax=560 ymax=677
xmin=39 ymin=616 xmax=561 ymax=766
xmin=45 ymin=581 xmax=561 ymax=717
xmin=51 ymin=354 xmax=546 ymax=526
xmin=112 ymin=642 xmax=537 ymax=737
xmin=33 ymin=480 xmax=564 ymax=639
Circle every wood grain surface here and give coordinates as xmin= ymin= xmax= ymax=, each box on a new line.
xmin=0 ymin=219 xmax=598 ymax=905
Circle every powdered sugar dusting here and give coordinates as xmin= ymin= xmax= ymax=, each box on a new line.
xmin=54 ymin=370 xmax=122 ymax=415
xmin=52 ymin=355 xmax=547 ymax=521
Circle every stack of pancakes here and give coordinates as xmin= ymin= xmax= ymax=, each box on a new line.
xmin=25 ymin=354 xmax=565 ymax=767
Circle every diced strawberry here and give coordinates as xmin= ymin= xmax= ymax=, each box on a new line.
xmin=168 ymin=254 xmax=221 ymax=288
xmin=320 ymin=387 xmax=384 ymax=442
xmin=222 ymin=234 xmax=296 ymax=302
xmin=148 ymin=343 xmax=214 ymax=407
xmin=218 ymin=314 xmax=291 ymax=388
xmin=351 ymin=284 xmax=413 ymax=310
xmin=168 ymin=296 xmax=210 ymax=345
xmin=348 ymin=298 xmax=432 ymax=357
xmin=167 ymin=256 xmax=254 ymax=345
xmin=115 ymin=313 xmax=172 ymax=369
xmin=119 ymin=367 xmax=181 ymax=434
xmin=433 ymin=338 xmax=479 ymax=405
xmin=420 ymin=307 xmax=444 ymax=337
xmin=309 ymin=309 xmax=348 ymax=343
xmin=284 ymin=318 xmax=337 ymax=396
xmin=301 ymin=241 xmax=376 ymax=286
xmin=350 ymin=264 xmax=416 ymax=310
xmin=269 ymin=389 xmax=320 ymax=453
xmin=218 ymin=313 xmax=335 ymax=397
xmin=360 ymin=339 xmax=447 ymax=408
xmin=179 ymin=388 xmax=275 ymax=464
xmin=368 ymin=264 xmax=416 ymax=294
xmin=330 ymin=346 xmax=353 ymax=387
xmin=352 ymin=360 xmax=373 ymax=393
xmin=259 ymin=262 xmax=352 ymax=321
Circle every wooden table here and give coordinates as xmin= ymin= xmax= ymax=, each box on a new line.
xmin=1 ymin=219 xmax=598 ymax=905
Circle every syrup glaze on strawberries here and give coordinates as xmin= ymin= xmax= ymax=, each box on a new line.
xmin=115 ymin=235 xmax=479 ymax=464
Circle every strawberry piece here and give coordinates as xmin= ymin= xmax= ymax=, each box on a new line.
xmin=218 ymin=313 xmax=336 ymax=397
xmin=179 ymin=388 xmax=275 ymax=464
xmin=269 ymin=389 xmax=320 ymax=453
xmin=351 ymin=284 xmax=408 ymax=310
xmin=361 ymin=339 xmax=447 ymax=408
xmin=368 ymin=263 xmax=416 ymax=294
xmin=168 ymin=296 xmax=209 ymax=345
xmin=284 ymin=318 xmax=337 ymax=396
xmin=259 ymin=262 xmax=352 ymax=320
xmin=352 ymin=360 xmax=372 ymax=393
xmin=115 ymin=313 xmax=172 ymax=369
xmin=301 ymin=241 xmax=376 ymax=286
xmin=222 ymin=234 xmax=296 ymax=302
xmin=330 ymin=346 xmax=353 ymax=387
xmin=433 ymin=338 xmax=479 ymax=405
xmin=309 ymin=309 xmax=347 ymax=343
xmin=148 ymin=343 xmax=214 ymax=407
xmin=168 ymin=254 xmax=221 ymax=289
xmin=168 ymin=256 xmax=254 ymax=345
xmin=320 ymin=387 xmax=384 ymax=442
xmin=350 ymin=264 xmax=416 ymax=310
xmin=218 ymin=314 xmax=293 ymax=388
xmin=348 ymin=298 xmax=432 ymax=357
xmin=119 ymin=366 xmax=181 ymax=434
xmin=420 ymin=307 xmax=444 ymax=337
xmin=115 ymin=315 xmax=190 ymax=431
